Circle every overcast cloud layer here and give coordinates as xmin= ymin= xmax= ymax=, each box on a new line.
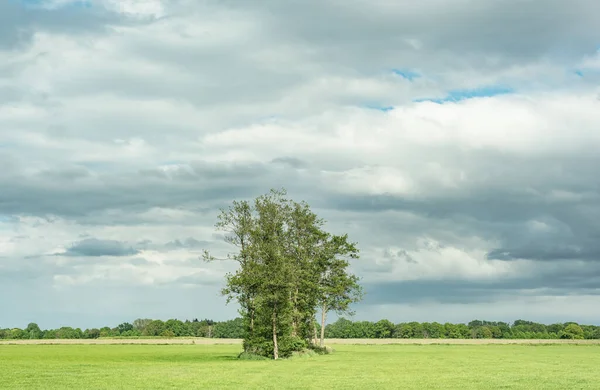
xmin=1 ymin=0 xmax=600 ymax=329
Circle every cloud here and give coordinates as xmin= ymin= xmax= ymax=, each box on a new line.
xmin=0 ymin=0 xmax=127 ymax=49
xmin=164 ymin=237 xmax=210 ymax=250
xmin=61 ymin=238 xmax=139 ymax=257
xmin=1 ymin=0 xmax=600 ymax=328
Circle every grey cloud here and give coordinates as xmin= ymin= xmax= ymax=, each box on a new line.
xmin=487 ymin=245 xmax=600 ymax=262
xmin=363 ymin=266 xmax=600 ymax=305
xmin=173 ymin=272 xmax=221 ymax=286
xmin=270 ymin=156 xmax=307 ymax=169
xmin=165 ymin=237 xmax=211 ymax=250
xmin=0 ymin=159 xmax=312 ymax=219
xmin=128 ymin=257 xmax=153 ymax=266
xmin=218 ymin=0 xmax=600 ymax=67
xmin=386 ymin=249 xmax=418 ymax=264
xmin=363 ymin=280 xmax=505 ymax=305
xmin=62 ymin=238 xmax=139 ymax=257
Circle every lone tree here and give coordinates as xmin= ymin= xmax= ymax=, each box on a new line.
xmin=204 ymin=188 xmax=362 ymax=359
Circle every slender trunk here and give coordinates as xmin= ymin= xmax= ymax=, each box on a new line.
xmin=291 ymin=288 xmax=299 ymax=337
xmin=320 ymin=303 xmax=327 ymax=347
xmin=313 ymin=319 xmax=318 ymax=345
xmin=249 ymin=296 xmax=255 ymax=336
xmin=272 ymin=304 xmax=279 ymax=360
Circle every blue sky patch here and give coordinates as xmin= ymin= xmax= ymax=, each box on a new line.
xmin=415 ymin=85 xmax=514 ymax=104
xmin=392 ymin=69 xmax=420 ymax=81
xmin=364 ymin=104 xmax=394 ymax=112
xmin=17 ymin=0 xmax=92 ymax=9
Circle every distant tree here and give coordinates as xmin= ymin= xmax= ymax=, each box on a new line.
xmin=117 ymin=322 xmax=134 ymax=334
xmin=143 ymin=320 xmax=165 ymax=336
xmin=476 ymin=326 xmax=493 ymax=339
xmin=84 ymin=328 xmax=101 ymax=339
xmin=213 ymin=318 xmax=245 ymax=338
xmin=164 ymin=319 xmax=186 ymax=337
xmin=57 ymin=327 xmax=83 ymax=339
xmin=325 ymin=318 xmax=353 ymax=339
xmin=395 ymin=323 xmax=412 ymax=338
xmin=374 ymin=319 xmax=395 ymax=338
xmin=133 ymin=319 xmax=153 ymax=333
xmin=547 ymin=323 xmax=564 ymax=334
xmin=422 ymin=322 xmax=444 ymax=338
xmin=9 ymin=328 xmax=25 ymax=339
xmin=468 ymin=320 xmax=484 ymax=329
xmin=99 ymin=327 xmax=112 ymax=337
xmin=409 ymin=322 xmax=424 ymax=338
xmin=25 ymin=323 xmax=42 ymax=339
xmin=444 ymin=323 xmax=461 ymax=339
xmin=560 ymin=324 xmax=584 ymax=340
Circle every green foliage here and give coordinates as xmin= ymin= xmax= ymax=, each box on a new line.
xmin=132 ymin=318 xmax=152 ymax=333
xmin=374 ymin=320 xmax=395 ymax=338
xmin=25 ymin=323 xmax=42 ymax=339
xmin=560 ymin=323 xmax=585 ymax=340
xmin=55 ymin=327 xmax=83 ymax=339
xmin=2 ymin=317 xmax=599 ymax=341
xmin=213 ymin=318 xmax=244 ymax=338
xmin=206 ymin=188 xmax=363 ymax=359
xmin=143 ymin=320 xmax=165 ymax=337
xmin=84 ymin=328 xmax=101 ymax=339
xmin=117 ymin=322 xmax=134 ymax=334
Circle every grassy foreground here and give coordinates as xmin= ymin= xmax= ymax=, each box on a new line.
xmin=2 ymin=344 xmax=600 ymax=389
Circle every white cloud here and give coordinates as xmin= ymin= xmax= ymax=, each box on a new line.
xmin=1 ymin=0 xmax=600 ymax=327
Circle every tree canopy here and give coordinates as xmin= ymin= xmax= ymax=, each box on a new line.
xmin=204 ymin=188 xmax=363 ymax=359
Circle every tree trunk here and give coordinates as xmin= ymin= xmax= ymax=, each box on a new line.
xmin=272 ymin=304 xmax=279 ymax=360
xmin=320 ymin=304 xmax=327 ymax=347
xmin=291 ymin=288 xmax=299 ymax=337
xmin=313 ymin=319 xmax=318 ymax=345
xmin=249 ymin=300 xmax=255 ymax=336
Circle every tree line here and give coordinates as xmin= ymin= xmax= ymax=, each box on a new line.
xmin=2 ymin=318 xmax=596 ymax=341
xmin=0 ymin=318 xmax=244 ymax=340
xmin=325 ymin=318 xmax=595 ymax=340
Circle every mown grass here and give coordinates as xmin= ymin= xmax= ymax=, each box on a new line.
xmin=2 ymin=344 xmax=600 ymax=389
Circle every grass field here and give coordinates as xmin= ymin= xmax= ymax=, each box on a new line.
xmin=3 ymin=343 xmax=600 ymax=389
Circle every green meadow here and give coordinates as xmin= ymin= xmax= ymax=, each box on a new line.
xmin=3 ymin=343 xmax=600 ymax=389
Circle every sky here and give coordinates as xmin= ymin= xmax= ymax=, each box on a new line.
xmin=1 ymin=0 xmax=600 ymax=329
